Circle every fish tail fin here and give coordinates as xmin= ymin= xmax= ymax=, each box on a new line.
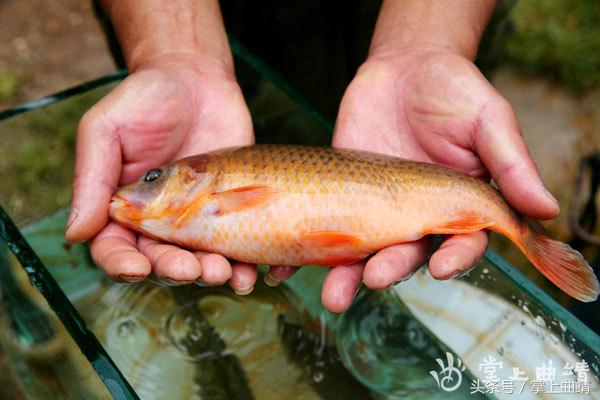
xmin=512 ymin=219 xmax=599 ymax=302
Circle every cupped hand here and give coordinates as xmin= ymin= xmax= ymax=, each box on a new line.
xmin=319 ymin=48 xmax=559 ymax=312
xmin=65 ymin=54 xmax=258 ymax=294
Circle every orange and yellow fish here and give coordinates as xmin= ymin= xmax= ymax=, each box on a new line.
xmin=109 ymin=145 xmax=599 ymax=302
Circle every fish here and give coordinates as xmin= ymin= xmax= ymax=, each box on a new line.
xmin=109 ymin=144 xmax=599 ymax=302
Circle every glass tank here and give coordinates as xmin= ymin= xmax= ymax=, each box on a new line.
xmin=0 ymin=40 xmax=598 ymax=400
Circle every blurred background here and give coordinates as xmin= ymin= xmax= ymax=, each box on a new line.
xmin=0 ymin=0 xmax=599 ymax=398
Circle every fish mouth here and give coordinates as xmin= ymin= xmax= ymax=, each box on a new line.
xmin=110 ymin=194 xmax=131 ymax=207
xmin=109 ymin=194 xmax=146 ymax=227
xmin=109 ymin=194 xmax=133 ymax=219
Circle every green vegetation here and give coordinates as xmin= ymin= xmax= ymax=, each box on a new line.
xmin=0 ymin=87 xmax=110 ymax=224
xmin=0 ymin=72 xmax=20 ymax=101
xmin=503 ymin=0 xmax=600 ymax=91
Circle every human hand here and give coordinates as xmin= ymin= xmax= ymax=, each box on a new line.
xmin=321 ymin=47 xmax=559 ymax=312
xmin=65 ymin=54 xmax=258 ymax=292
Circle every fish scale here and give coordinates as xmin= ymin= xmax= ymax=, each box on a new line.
xmin=204 ymin=146 xmax=437 ymax=261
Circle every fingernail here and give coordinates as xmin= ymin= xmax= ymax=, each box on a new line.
xmin=117 ymin=274 xmax=146 ymax=283
xmin=454 ymin=270 xmax=470 ymax=279
xmin=194 ymin=279 xmax=209 ymax=287
xmin=391 ymin=271 xmax=416 ymax=287
xmin=162 ymin=278 xmax=193 ymax=286
xmin=351 ymin=285 xmax=362 ymax=304
xmin=264 ymin=272 xmax=281 ymax=287
xmin=449 ymin=266 xmax=475 ymax=279
xmin=194 ymin=278 xmax=222 ymax=287
xmin=234 ymin=285 xmax=254 ymax=296
xmin=543 ymin=187 xmax=559 ymax=207
xmin=65 ymin=204 xmax=79 ymax=233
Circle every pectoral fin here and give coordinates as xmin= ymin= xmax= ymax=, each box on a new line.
xmin=210 ymin=185 xmax=278 ymax=214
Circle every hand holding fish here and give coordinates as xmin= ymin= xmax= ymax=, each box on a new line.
xmin=326 ymin=47 xmax=564 ymax=311
xmin=64 ymin=50 xmax=256 ymax=289
xmin=317 ymin=1 xmax=570 ymax=312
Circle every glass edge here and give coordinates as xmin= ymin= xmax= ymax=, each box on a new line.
xmin=485 ymin=248 xmax=600 ymax=351
xmin=0 ymin=205 xmax=140 ymax=400
xmin=0 ymin=70 xmax=127 ymax=121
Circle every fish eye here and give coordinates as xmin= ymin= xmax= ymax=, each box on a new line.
xmin=143 ymin=168 xmax=162 ymax=182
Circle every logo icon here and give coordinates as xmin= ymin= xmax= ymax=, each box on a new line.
xmin=430 ymin=352 xmax=466 ymax=392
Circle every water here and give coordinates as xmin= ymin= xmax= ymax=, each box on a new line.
xmin=80 ymin=277 xmax=488 ymax=399
xmin=86 ymin=280 xmax=376 ymax=399
xmin=335 ymin=291 xmax=484 ymax=399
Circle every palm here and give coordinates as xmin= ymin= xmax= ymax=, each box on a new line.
xmin=334 ymin=51 xmax=491 ymax=177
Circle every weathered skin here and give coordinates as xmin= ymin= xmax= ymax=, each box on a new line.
xmin=109 ymin=144 xmax=599 ymax=302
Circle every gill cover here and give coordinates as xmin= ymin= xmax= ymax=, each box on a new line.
xmin=168 ymin=153 xmax=220 ymax=226
xmin=110 ymin=153 xmax=219 ymax=227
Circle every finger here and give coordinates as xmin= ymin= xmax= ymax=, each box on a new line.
xmin=193 ymin=252 xmax=232 ymax=285
xmin=65 ymin=106 xmax=121 ymax=242
xmin=138 ymin=236 xmax=201 ymax=283
xmin=363 ymin=238 xmax=431 ymax=290
xmin=90 ymin=222 xmax=151 ymax=282
xmin=321 ymin=263 xmax=364 ymax=314
xmin=264 ymin=265 xmax=301 ymax=287
xmin=475 ymin=95 xmax=559 ymax=219
xmin=428 ymin=231 xmax=488 ymax=279
xmin=229 ymin=263 xmax=258 ymax=295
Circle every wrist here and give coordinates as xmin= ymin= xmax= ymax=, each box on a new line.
xmin=102 ymin=0 xmax=234 ymax=76
xmin=367 ymin=43 xmax=457 ymax=64
xmin=128 ymin=47 xmax=234 ymax=78
xmin=369 ymin=0 xmax=498 ymax=61
xmin=370 ymin=37 xmax=476 ymax=62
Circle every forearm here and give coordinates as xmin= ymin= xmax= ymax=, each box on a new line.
xmin=370 ymin=0 xmax=498 ymax=60
xmin=99 ymin=0 xmax=233 ymax=74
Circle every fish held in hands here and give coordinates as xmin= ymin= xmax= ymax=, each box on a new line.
xmin=109 ymin=145 xmax=599 ymax=302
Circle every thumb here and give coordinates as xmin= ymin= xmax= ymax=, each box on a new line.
xmin=475 ymin=95 xmax=559 ymax=220
xmin=65 ymin=107 xmax=121 ymax=242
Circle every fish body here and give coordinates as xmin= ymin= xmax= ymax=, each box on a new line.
xmin=110 ymin=145 xmax=599 ymax=302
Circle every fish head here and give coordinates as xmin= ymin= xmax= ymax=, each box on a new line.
xmin=109 ymin=154 xmax=218 ymax=237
